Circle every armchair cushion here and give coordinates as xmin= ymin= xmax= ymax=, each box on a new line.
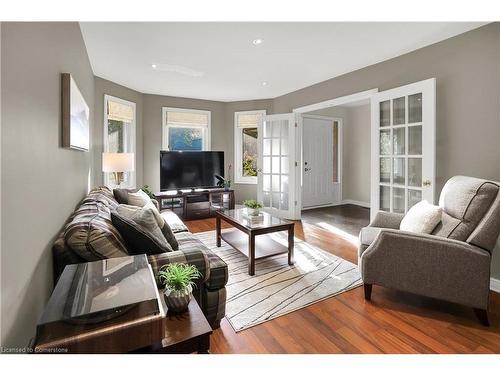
xmin=437 ymin=176 xmax=499 ymax=242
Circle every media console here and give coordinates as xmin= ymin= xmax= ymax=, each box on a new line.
xmin=154 ymin=188 xmax=235 ymax=221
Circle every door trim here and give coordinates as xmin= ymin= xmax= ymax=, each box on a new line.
xmin=292 ymin=88 xmax=379 ymax=114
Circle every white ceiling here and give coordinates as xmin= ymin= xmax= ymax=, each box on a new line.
xmin=80 ymin=22 xmax=486 ymax=102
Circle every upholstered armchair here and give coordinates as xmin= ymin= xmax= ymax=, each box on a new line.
xmin=359 ymin=176 xmax=500 ymax=326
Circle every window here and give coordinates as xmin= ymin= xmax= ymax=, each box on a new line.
xmin=234 ymin=110 xmax=265 ymax=184
xmin=162 ymin=107 xmax=211 ymax=151
xmin=104 ymin=95 xmax=136 ymax=188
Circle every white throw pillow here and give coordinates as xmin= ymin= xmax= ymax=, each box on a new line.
xmin=400 ymin=200 xmax=443 ymax=234
xmin=128 ymin=189 xmax=152 ymax=207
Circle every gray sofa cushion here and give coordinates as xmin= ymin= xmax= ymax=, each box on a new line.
xmin=161 ymin=209 xmax=189 ymax=233
xmin=113 ymin=188 xmax=139 ymax=204
xmin=111 ymin=205 xmax=173 ymax=255
xmin=438 ymin=176 xmax=499 ymax=242
xmin=358 ymin=227 xmax=382 ymax=257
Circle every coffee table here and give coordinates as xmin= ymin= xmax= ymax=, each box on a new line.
xmin=215 ymin=208 xmax=294 ymax=276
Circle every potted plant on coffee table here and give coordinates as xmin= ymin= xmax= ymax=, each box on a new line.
xmin=158 ymin=263 xmax=201 ymax=313
xmin=243 ymin=199 xmax=264 ymax=216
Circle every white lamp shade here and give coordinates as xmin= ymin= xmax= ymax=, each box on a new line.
xmin=102 ymin=153 xmax=135 ymax=172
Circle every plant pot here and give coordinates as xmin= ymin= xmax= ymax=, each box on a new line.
xmin=163 ymin=284 xmax=193 ymax=313
xmin=246 ymin=207 xmax=260 ymax=216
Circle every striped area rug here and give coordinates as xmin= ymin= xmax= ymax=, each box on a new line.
xmin=194 ymin=230 xmax=362 ymax=332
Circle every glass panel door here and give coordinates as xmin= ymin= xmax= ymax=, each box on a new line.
xmin=258 ymin=113 xmax=297 ymax=219
xmin=371 ymin=79 xmax=435 ymax=219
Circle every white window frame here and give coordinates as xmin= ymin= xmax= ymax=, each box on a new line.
xmin=234 ymin=110 xmax=266 ymax=185
xmin=162 ymin=107 xmax=211 ymax=151
xmin=103 ymin=94 xmax=136 ymax=188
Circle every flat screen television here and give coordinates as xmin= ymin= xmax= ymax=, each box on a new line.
xmin=160 ymin=151 xmax=224 ymax=191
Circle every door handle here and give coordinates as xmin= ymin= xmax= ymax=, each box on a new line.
xmin=304 ymin=168 xmax=311 ymax=172
xmin=422 ymin=180 xmax=431 ymax=187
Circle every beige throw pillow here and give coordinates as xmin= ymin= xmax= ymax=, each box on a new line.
xmin=400 ymin=200 xmax=443 ymax=234
xmin=128 ymin=189 xmax=151 ymax=207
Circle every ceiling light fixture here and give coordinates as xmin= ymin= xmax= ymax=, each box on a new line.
xmin=262 ymin=81 xmax=268 ymax=86
xmin=151 ymin=64 xmax=157 ymax=68
xmin=252 ymin=38 xmax=263 ymax=45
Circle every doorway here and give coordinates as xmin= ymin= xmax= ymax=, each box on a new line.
xmin=302 ymin=115 xmax=342 ymax=208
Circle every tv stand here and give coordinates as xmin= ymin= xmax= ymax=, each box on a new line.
xmin=154 ymin=188 xmax=235 ymax=221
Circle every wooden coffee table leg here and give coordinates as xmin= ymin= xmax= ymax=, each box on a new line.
xmin=288 ymin=224 xmax=294 ymax=266
xmin=248 ymin=233 xmax=255 ymax=276
xmin=216 ymin=216 xmax=221 ymax=247
xmin=197 ymin=334 xmax=210 ymax=354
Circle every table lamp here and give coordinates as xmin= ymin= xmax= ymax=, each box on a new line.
xmin=102 ymin=152 xmax=134 ymax=187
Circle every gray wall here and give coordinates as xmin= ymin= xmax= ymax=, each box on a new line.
xmin=142 ymin=94 xmax=226 ymax=193
xmin=274 ymin=23 xmax=500 ymax=278
xmin=342 ymin=105 xmax=371 ymax=204
xmin=94 ymin=77 xmax=144 ymax=187
xmin=141 ymin=95 xmax=273 ymax=202
xmin=1 ymin=22 xmax=95 ymax=348
xmin=274 ymin=23 xmax=500 ymax=196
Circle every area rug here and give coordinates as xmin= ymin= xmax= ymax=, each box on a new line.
xmin=194 ymin=230 xmax=362 ymax=332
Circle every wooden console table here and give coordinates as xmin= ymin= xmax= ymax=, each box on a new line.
xmin=34 ymin=256 xmax=212 ymax=354
xmin=155 ymin=188 xmax=235 ymax=220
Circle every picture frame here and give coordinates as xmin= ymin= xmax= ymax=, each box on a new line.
xmin=61 ymin=73 xmax=90 ymax=151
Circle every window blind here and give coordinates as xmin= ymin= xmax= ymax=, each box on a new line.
xmin=236 ymin=113 xmax=263 ymax=128
xmin=166 ymin=111 xmax=209 ymax=128
xmin=107 ymin=100 xmax=134 ymax=122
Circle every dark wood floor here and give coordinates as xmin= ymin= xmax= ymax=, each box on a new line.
xmin=185 ymin=207 xmax=500 ymax=354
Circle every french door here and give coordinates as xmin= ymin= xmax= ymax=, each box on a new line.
xmin=257 ymin=113 xmax=299 ymax=220
xmin=370 ymin=78 xmax=436 ymax=220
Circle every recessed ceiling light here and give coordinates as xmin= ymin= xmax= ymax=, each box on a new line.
xmin=252 ymin=39 xmax=263 ymax=45
xmin=262 ymin=81 xmax=268 ymax=86
xmin=151 ymin=64 xmax=157 ymax=68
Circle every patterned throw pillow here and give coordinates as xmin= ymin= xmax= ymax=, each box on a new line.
xmin=111 ymin=204 xmax=173 ymax=255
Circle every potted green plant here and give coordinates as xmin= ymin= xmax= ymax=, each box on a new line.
xmin=243 ymin=199 xmax=264 ymax=216
xmin=158 ymin=263 xmax=201 ymax=313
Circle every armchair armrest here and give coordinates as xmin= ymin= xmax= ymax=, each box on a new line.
xmin=361 ymin=229 xmax=491 ymax=309
xmin=148 ymin=247 xmax=210 ymax=288
xmin=369 ymin=211 xmax=404 ymax=229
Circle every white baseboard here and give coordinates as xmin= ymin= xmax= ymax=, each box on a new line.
xmin=491 ymin=277 xmax=500 ymax=292
xmin=341 ymin=199 xmax=370 ymax=208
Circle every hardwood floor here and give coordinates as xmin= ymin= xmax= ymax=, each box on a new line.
xmin=185 ymin=215 xmax=500 ymax=354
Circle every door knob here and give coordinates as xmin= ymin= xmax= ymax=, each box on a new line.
xmin=422 ymin=180 xmax=431 ymax=187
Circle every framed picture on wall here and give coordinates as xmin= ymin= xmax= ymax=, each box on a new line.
xmin=61 ymin=73 xmax=90 ymax=151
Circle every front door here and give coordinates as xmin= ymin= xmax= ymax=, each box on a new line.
xmin=257 ymin=113 xmax=299 ymax=220
xmin=370 ymin=78 xmax=436 ymax=220
xmin=302 ymin=115 xmax=341 ymax=208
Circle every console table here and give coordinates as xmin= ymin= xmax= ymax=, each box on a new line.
xmin=155 ymin=188 xmax=235 ymax=220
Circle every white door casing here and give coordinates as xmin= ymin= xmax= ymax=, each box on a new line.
xmin=370 ymin=78 xmax=436 ymax=221
xmin=257 ymin=113 xmax=300 ymax=220
xmin=302 ymin=115 xmax=342 ymax=208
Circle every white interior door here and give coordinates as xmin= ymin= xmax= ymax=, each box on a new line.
xmin=302 ymin=116 xmax=342 ymax=208
xmin=257 ymin=113 xmax=298 ymax=220
xmin=370 ymin=78 xmax=436 ymax=220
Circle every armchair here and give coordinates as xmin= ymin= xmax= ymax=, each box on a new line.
xmin=359 ymin=176 xmax=500 ymax=326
